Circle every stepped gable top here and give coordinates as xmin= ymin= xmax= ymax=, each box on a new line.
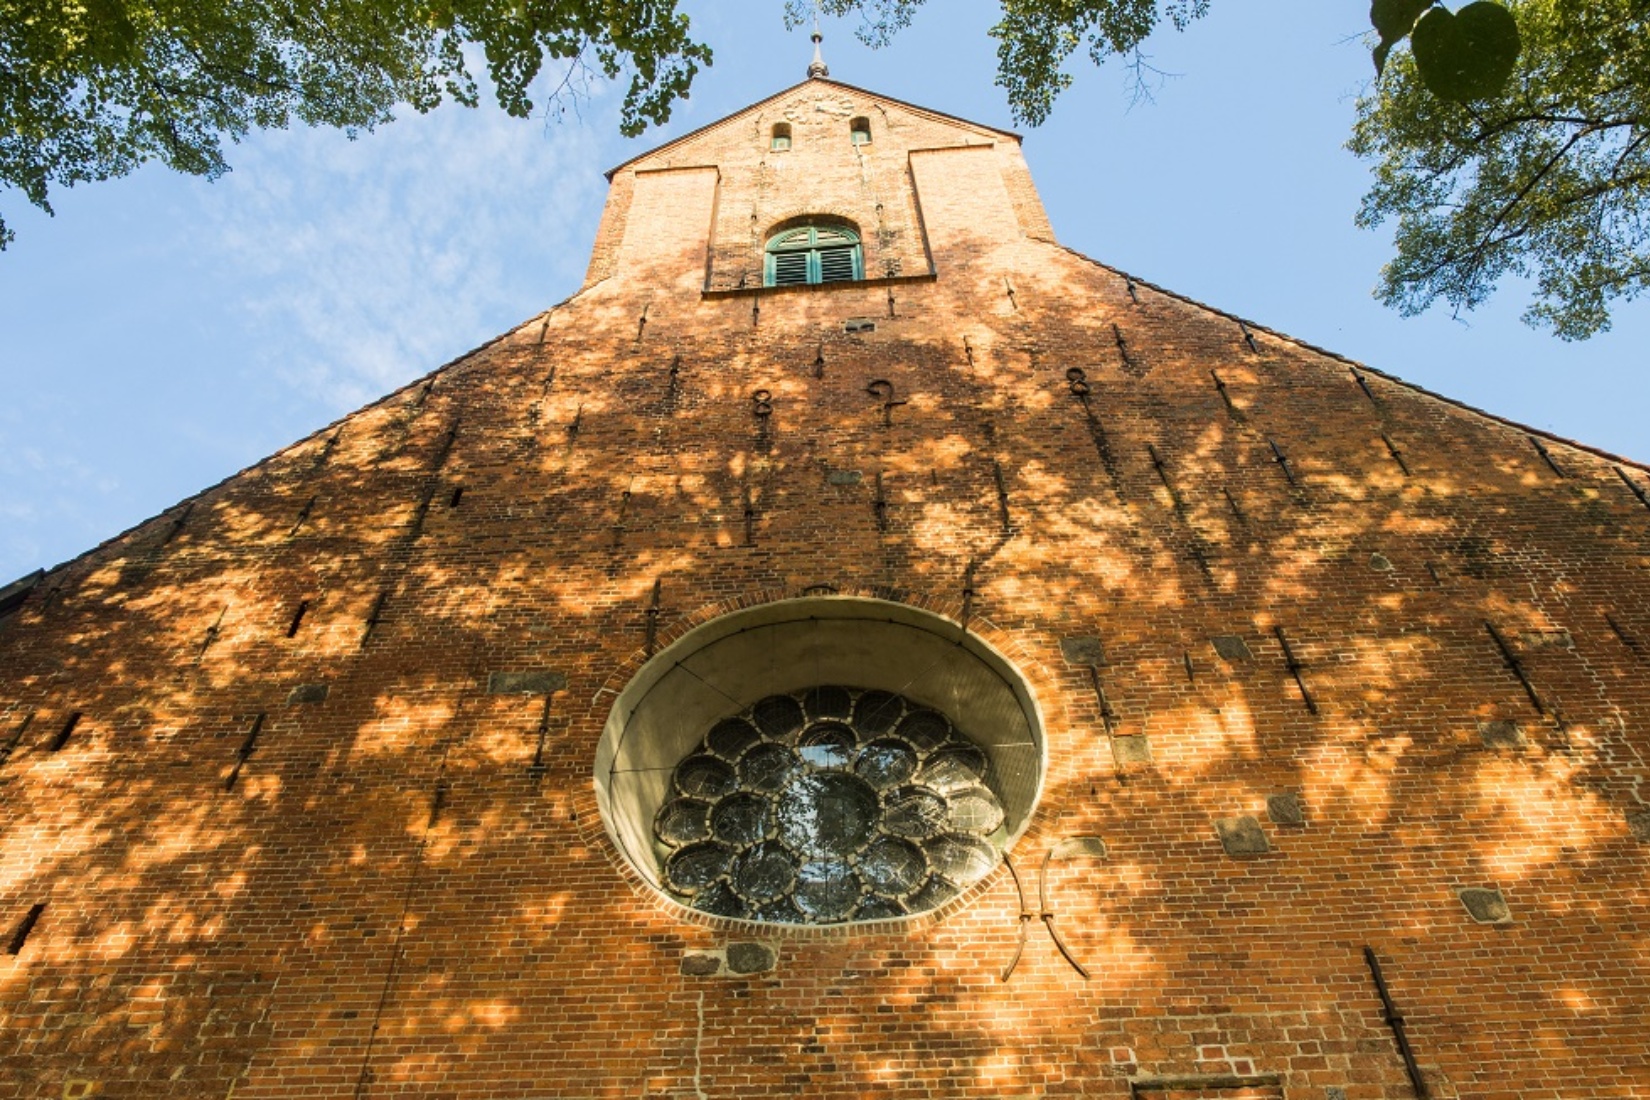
xmin=604 ymin=76 xmax=1023 ymax=180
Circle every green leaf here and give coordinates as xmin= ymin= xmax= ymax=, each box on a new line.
xmin=1371 ymin=0 xmax=1433 ymax=45
xmin=1370 ymin=0 xmax=1434 ymax=75
xmin=1410 ymin=2 xmax=1521 ymax=101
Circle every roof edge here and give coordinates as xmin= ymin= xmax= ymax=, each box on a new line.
xmin=605 ymin=77 xmax=1023 ymax=180
xmin=1050 ymin=241 xmax=1650 ymax=474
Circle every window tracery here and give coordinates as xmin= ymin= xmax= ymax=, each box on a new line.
xmin=655 ymin=686 xmax=1006 ymax=924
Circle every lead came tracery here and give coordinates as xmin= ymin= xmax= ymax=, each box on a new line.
xmin=654 ymin=686 xmax=1007 ymax=924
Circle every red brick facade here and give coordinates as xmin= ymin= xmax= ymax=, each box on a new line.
xmin=2 ymin=75 xmax=1649 ymax=1099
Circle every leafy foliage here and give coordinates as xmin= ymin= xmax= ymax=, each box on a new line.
xmin=799 ymin=0 xmax=1643 ymax=337
xmin=795 ymin=1 xmax=1520 ymax=118
xmin=791 ymin=0 xmax=1211 ymax=124
xmin=1351 ymin=0 xmax=1650 ymax=338
xmin=0 ymin=0 xmax=712 ymax=248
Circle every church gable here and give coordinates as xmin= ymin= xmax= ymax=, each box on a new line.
xmin=2 ymin=65 xmax=1649 ymax=1100
xmin=587 ymin=79 xmax=1051 ymax=290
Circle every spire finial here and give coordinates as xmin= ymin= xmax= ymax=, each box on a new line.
xmin=807 ymin=4 xmax=829 ymax=78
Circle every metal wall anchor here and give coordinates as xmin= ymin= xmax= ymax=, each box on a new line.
xmin=865 ymin=379 xmax=908 ymax=427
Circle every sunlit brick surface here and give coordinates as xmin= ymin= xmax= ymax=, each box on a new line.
xmin=2 ymin=77 xmax=1648 ymax=1099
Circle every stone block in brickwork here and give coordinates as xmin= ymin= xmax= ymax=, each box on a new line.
xmin=679 ymin=943 xmax=777 ymax=978
xmin=680 ymin=952 xmax=721 ymax=977
xmin=725 ymin=942 xmax=777 ymax=975
xmin=1459 ymin=887 xmax=1512 ymax=924
xmin=1627 ymin=811 xmax=1650 ymax=842
xmin=1266 ymin=793 xmax=1304 ymax=827
xmin=1216 ymin=816 xmax=1270 ymax=857
xmin=487 ymin=670 xmax=567 ymax=695
xmin=1112 ymin=735 xmax=1152 ymax=766
xmin=1061 ymin=636 xmax=1106 ymax=666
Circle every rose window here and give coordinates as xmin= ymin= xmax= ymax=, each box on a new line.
xmin=653 ymin=686 xmax=1007 ymax=924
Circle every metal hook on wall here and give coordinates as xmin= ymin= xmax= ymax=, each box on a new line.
xmin=1000 ymin=836 xmax=1105 ymax=981
xmin=1038 ymin=838 xmax=1100 ymax=980
xmin=865 ymin=379 xmax=908 ymax=427
xmin=1066 ymin=366 xmax=1092 ymax=399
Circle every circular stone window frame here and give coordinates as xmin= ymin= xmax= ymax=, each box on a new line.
xmin=593 ymin=596 xmax=1048 ymax=928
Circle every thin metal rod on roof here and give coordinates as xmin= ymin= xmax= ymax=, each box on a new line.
xmin=807 ymin=3 xmax=829 ymax=79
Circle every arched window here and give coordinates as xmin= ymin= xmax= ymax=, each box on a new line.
xmin=764 ymin=223 xmax=863 ymax=287
xmin=849 ymin=117 xmax=871 ymax=145
xmin=770 ymin=123 xmax=792 ymax=152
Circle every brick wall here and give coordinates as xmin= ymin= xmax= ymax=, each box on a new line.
xmin=2 ymin=76 xmax=1648 ymax=1099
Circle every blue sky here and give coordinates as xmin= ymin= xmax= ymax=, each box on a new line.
xmin=0 ymin=1 xmax=1644 ymax=583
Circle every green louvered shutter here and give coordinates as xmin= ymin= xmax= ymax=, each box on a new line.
xmin=770 ymin=251 xmax=810 ymax=286
xmin=817 ymin=247 xmax=857 ymax=283
xmin=763 ymin=223 xmax=862 ymax=287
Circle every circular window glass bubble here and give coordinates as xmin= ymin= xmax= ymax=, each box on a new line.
xmin=853 ymin=690 xmax=904 ymax=736
xmin=906 ymin=875 xmax=957 ymax=914
xmin=707 ymin=717 xmax=762 ymax=761
xmin=802 ymin=685 xmax=854 ymax=721
xmin=752 ymin=695 xmax=806 ymax=740
xmin=882 ymin=786 xmax=950 ymax=840
xmin=711 ymin=792 xmax=771 ymax=846
xmin=675 ymin=756 xmax=737 ymax=800
xmin=918 ymin=744 xmax=989 ymax=794
xmin=733 ymin=842 xmax=798 ymax=904
xmin=693 ymin=881 xmax=747 ymax=919
xmin=855 ymin=895 xmax=907 ymax=920
xmin=665 ymin=842 xmax=733 ymax=895
xmin=855 ymin=739 xmax=919 ymax=789
xmin=794 ymin=861 xmax=863 ymax=921
xmin=798 ymin=723 xmax=856 ymax=769
xmin=858 ymin=836 xmax=927 ymax=896
xmin=655 ymin=798 xmax=712 ymax=848
xmin=925 ymin=834 xmax=998 ymax=886
xmin=754 ymin=896 xmax=806 ymax=924
xmin=896 ymin=709 xmax=951 ymax=752
xmin=945 ymin=789 xmax=1006 ymax=835
xmin=738 ymin=742 xmax=798 ymax=793
xmin=776 ymin=772 xmax=880 ymax=858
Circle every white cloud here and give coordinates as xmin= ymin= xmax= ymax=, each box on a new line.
xmin=189 ymin=72 xmax=614 ymax=413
